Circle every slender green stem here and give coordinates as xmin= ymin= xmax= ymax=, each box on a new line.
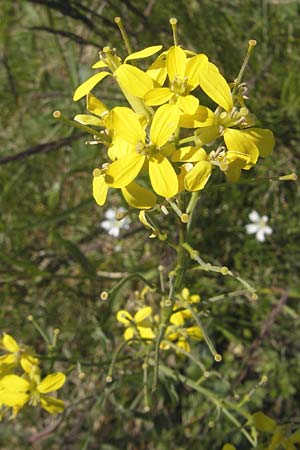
xmin=169 ymin=18 xmax=179 ymax=46
xmin=27 ymin=316 xmax=49 ymax=344
xmin=103 ymin=273 xmax=155 ymax=302
xmin=165 ymin=341 xmax=207 ymax=373
xmin=143 ymin=351 xmax=151 ymax=411
xmin=106 ymin=338 xmax=137 ymax=381
xmin=152 ymin=207 xmax=188 ymax=393
xmin=232 ymin=40 xmax=257 ymax=98
xmin=178 ymin=136 xmax=195 ymax=145
xmin=53 ymin=111 xmax=105 ymax=139
xmin=183 ymin=304 xmax=221 ymax=361
xmin=115 ymin=17 xmax=133 ymax=55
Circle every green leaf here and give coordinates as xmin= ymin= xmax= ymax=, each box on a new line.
xmin=252 ymin=412 xmax=277 ymax=433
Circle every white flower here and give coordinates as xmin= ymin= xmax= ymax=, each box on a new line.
xmin=245 ymin=210 xmax=272 ymax=242
xmin=100 ymin=207 xmax=130 ymax=237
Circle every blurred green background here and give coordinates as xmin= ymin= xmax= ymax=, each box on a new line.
xmin=1 ymin=0 xmax=300 ymax=448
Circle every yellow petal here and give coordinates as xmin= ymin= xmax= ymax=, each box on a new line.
xmin=138 ymin=210 xmax=158 ymax=236
xmin=73 ymin=72 xmax=111 ymax=101
xmin=146 ymin=54 xmax=168 ymax=85
xmin=117 ymin=310 xmax=132 ymax=325
xmin=149 ymin=154 xmax=178 ymax=198
xmin=238 ymin=128 xmax=275 ymax=157
xmin=2 ymin=334 xmax=19 ymax=353
xmin=176 ymin=95 xmax=199 ymax=115
xmin=170 ymin=311 xmax=184 ymax=326
xmin=138 ymin=326 xmax=155 ymax=340
xmin=108 ymin=137 xmax=134 ymax=161
xmin=125 ymin=45 xmax=162 ymax=62
xmin=184 ymin=161 xmax=212 ymax=191
xmin=86 ymin=92 xmax=108 ymax=116
xmin=92 ymin=60 xmax=109 ymax=69
xmin=74 ymin=114 xmax=103 ymax=127
xmin=37 ymin=372 xmax=66 ymax=394
xmin=20 ymin=355 xmax=40 ymax=374
xmin=150 ymin=104 xmax=180 ymax=147
xmin=112 ymin=107 xmax=145 ymax=144
xmin=0 ymin=390 xmax=29 ymax=408
xmin=198 ymin=60 xmax=233 ymax=112
xmin=115 ymin=64 xmax=153 ymax=98
xmin=185 ymin=54 xmax=207 ymax=90
xmin=105 ymin=153 xmax=146 ymax=188
xmin=195 ymin=126 xmax=220 ymax=145
xmin=0 ymin=374 xmax=30 ymax=392
xmin=124 ymin=327 xmax=135 ymax=341
xmin=179 ymin=106 xmax=217 ymax=128
xmin=40 ymin=396 xmax=65 ymax=414
xmin=93 ymin=169 xmax=109 ymax=206
xmin=167 ymin=46 xmax=186 ymax=81
xmin=225 ymin=159 xmax=246 ymax=182
xmin=0 ymin=354 xmax=17 ymax=367
xmin=171 ymin=146 xmax=207 ymax=163
xmin=187 ymin=326 xmax=203 ymax=341
xmin=121 ymin=182 xmax=156 ymax=209
xmin=223 ymin=129 xmax=259 ymax=165
xmin=177 ymin=164 xmax=189 ymax=192
xmin=144 ymin=88 xmax=174 ymax=106
xmin=177 ymin=339 xmax=190 ymax=353
xmin=135 ymin=306 xmax=152 ymax=323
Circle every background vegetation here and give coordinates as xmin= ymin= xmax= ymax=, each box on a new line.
xmin=1 ymin=0 xmax=299 ymax=448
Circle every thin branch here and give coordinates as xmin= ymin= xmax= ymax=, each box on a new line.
xmin=27 ymin=26 xmax=100 ymax=47
xmin=0 ymin=134 xmax=84 ymax=165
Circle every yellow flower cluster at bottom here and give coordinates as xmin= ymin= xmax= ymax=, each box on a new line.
xmin=0 ymin=333 xmax=65 ymax=420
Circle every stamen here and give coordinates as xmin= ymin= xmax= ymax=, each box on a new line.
xmin=232 ymin=39 xmax=257 ymax=98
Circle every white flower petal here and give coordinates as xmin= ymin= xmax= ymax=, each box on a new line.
xmin=249 ymin=210 xmax=260 ymax=222
xmin=261 ymin=215 xmax=268 ymax=223
xmin=264 ymin=226 xmax=272 ymax=235
xmin=108 ymin=227 xmax=120 ymax=237
xmin=105 ymin=209 xmax=116 ymax=220
xmin=256 ymin=229 xmax=266 ymax=242
xmin=100 ymin=220 xmax=112 ymax=231
xmin=246 ymin=223 xmax=259 ymax=234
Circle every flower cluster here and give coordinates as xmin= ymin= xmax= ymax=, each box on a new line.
xmin=0 ymin=334 xmax=65 ymax=420
xmin=69 ymin=18 xmax=275 ymax=211
xmin=116 ymin=288 xmax=203 ymax=354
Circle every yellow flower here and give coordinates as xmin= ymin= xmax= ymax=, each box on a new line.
xmin=105 ymin=104 xmax=180 ymax=198
xmin=184 ymin=106 xmax=275 ymax=182
xmin=73 ymin=45 xmax=162 ymax=102
xmin=181 ymin=288 xmax=201 ymax=304
xmin=144 ymin=46 xmax=206 ymax=115
xmin=116 ymin=307 xmax=155 ymax=341
xmin=0 ymin=369 xmax=66 ymax=417
xmin=0 ymin=334 xmax=39 ymax=374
